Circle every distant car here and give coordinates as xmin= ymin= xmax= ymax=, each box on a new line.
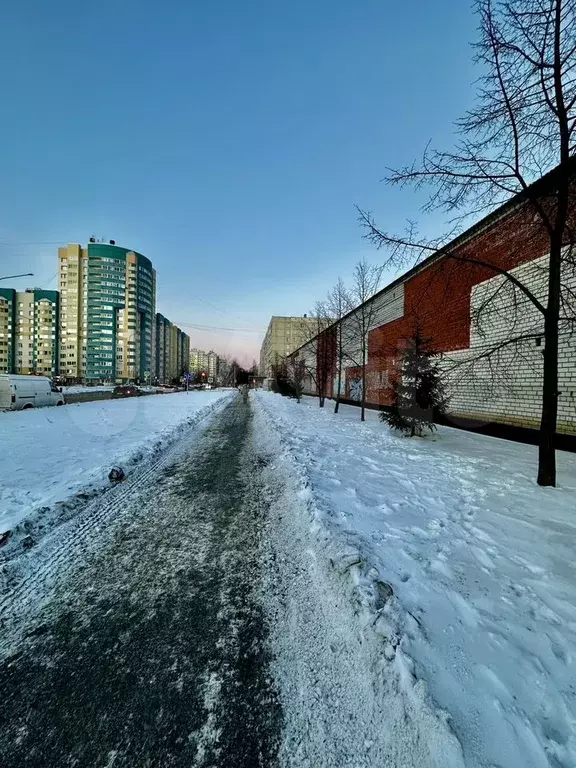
xmin=112 ymin=385 xmax=143 ymax=398
xmin=0 ymin=374 xmax=65 ymax=410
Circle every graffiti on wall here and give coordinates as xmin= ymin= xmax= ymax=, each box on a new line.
xmin=349 ymin=378 xmax=362 ymax=401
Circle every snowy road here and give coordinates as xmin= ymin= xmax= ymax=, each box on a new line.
xmin=0 ymin=397 xmax=281 ymax=767
xmin=3 ymin=391 xmax=541 ymax=768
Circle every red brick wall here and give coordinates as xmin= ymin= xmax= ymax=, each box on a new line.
xmin=347 ymin=201 xmax=555 ymax=405
xmin=317 ymin=327 xmax=337 ymax=397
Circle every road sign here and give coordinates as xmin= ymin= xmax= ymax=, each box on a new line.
xmin=184 ymin=372 xmax=191 ymax=381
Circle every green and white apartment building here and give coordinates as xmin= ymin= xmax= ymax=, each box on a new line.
xmin=58 ymin=242 xmax=156 ymax=383
xmin=0 ymin=288 xmax=60 ymax=376
xmin=1 ymin=241 xmax=191 ymax=384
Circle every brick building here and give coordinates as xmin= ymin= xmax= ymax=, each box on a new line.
xmin=290 ymin=161 xmax=576 ymax=435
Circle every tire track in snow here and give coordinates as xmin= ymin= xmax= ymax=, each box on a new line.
xmin=0 ymin=393 xmax=234 ymax=655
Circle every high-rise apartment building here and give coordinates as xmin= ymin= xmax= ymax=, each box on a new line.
xmin=0 ymin=288 xmax=16 ymax=374
xmin=153 ymin=313 xmax=190 ymax=384
xmin=207 ymin=351 xmax=219 ymax=380
xmin=58 ymin=242 xmax=156 ymax=383
xmin=259 ymin=316 xmax=320 ymax=378
xmin=177 ymin=328 xmax=190 ymax=378
xmin=0 ymin=288 xmax=59 ymax=376
xmin=154 ymin=313 xmax=171 ymax=384
xmin=190 ymin=348 xmax=208 ymax=373
xmin=190 ymin=348 xmax=219 ymax=380
xmin=57 ymin=244 xmax=87 ymax=380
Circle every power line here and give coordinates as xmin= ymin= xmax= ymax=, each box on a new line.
xmin=187 ymin=294 xmax=261 ymax=330
xmin=173 ymin=321 xmax=264 ymax=334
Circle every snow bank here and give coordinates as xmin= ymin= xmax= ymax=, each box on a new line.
xmin=254 ymin=395 xmax=466 ymax=768
xmin=61 ymin=385 xmax=114 ymax=394
xmin=254 ymin=391 xmax=576 ymax=768
xmin=0 ymin=391 xmax=232 ymax=533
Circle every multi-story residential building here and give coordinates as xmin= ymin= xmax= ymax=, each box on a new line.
xmin=58 ymin=241 xmax=156 ymax=383
xmin=0 ymin=288 xmax=59 ymax=376
xmin=190 ymin=348 xmax=219 ymax=380
xmin=169 ymin=325 xmax=176 ymax=382
xmin=259 ymin=316 xmax=319 ymax=378
xmin=177 ymin=328 xmax=190 ymax=378
xmin=153 ymin=313 xmax=190 ymax=384
xmin=207 ymin=350 xmax=219 ymax=381
xmin=190 ymin=348 xmax=208 ymax=374
xmin=0 ymin=288 xmax=16 ymax=374
xmin=154 ymin=313 xmax=171 ymax=384
xmin=57 ymin=244 xmax=87 ymax=380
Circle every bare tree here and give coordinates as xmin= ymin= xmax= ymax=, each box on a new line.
xmin=296 ymin=303 xmax=334 ymax=407
xmin=325 ymin=278 xmax=351 ymax=413
xmin=344 ymin=260 xmax=385 ymax=421
xmin=358 ymin=0 xmax=576 ymax=486
xmin=219 ymin=356 xmax=240 ymax=387
xmin=287 ymin=355 xmax=306 ymax=403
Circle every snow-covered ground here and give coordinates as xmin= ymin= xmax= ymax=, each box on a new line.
xmin=0 ymin=390 xmax=232 ymax=534
xmin=254 ymin=391 xmax=576 ymax=768
xmin=61 ymin=384 xmax=115 ymax=394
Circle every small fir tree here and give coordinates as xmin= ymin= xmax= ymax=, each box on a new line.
xmin=381 ymin=330 xmax=448 ymax=437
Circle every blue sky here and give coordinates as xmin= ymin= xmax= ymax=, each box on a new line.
xmin=0 ymin=0 xmax=478 ymax=364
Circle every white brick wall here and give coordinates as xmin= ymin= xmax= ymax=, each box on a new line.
xmin=442 ymin=252 xmax=576 ymax=433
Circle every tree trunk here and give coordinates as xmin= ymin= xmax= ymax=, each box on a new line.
xmin=361 ymin=369 xmax=366 ymax=422
xmin=538 ymin=317 xmax=559 ymax=487
xmin=361 ymin=337 xmax=369 ymax=421
xmin=537 ymin=13 xmax=571 ymax=488
xmin=334 ymin=335 xmax=343 ymax=413
xmin=537 ymin=242 xmax=562 ymax=487
xmin=334 ymin=361 xmax=341 ymax=413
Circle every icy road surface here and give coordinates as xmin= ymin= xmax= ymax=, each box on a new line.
xmin=0 ymin=397 xmax=281 ymax=767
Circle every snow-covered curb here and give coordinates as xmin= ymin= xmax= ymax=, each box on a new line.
xmin=252 ymin=391 xmax=466 ymax=768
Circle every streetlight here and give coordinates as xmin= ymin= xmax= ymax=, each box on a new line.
xmin=0 ymin=273 xmax=34 ymax=281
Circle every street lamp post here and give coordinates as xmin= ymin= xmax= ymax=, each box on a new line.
xmin=0 ymin=273 xmax=34 ymax=281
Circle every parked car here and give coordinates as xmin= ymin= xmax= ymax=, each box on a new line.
xmin=112 ymin=385 xmax=144 ymax=398
xmin=0 ymin=374 xmax=65 ymax=411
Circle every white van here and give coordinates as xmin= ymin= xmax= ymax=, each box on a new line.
xmin=0 ymin=375 xmax=65 ymax=411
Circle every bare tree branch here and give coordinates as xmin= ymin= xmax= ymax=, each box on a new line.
xmin=357 ymin=0 xmax=576 ymax=485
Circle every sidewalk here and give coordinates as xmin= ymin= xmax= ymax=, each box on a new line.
xmin=254 ymin=391 xmax=576 ymax=768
